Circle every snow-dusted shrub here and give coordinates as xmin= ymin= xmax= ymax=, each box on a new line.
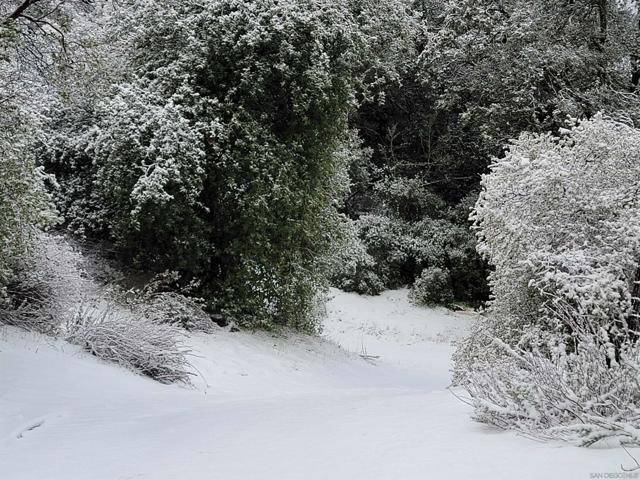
xmin=1 ymin=234 xmax=196 ymax=385
xmin=0 ymin=234 xmax=81 ymax=334
xmin=66 ymin=307 xmax=192 ymax=384
xmin=408 ymin=267 xmax=453 ymax=306
xmin=455 ymin=115 xmax=640 ymax=445
xmin=410 ymin=217 xmax=486 ymax=302
xmin=327 ymin=218 xmax=385 ymax=295
xmin=138 ymin=292 xmax=215 ymax=333
xmin=458 ymin=309 xmax=640 ymax=446
xmin=355 ymin=214 xmax=412 ymax=287
xmin=349 ymin=213 xmax=485 ymax=302
xmin=1 ymin=272 xmax=59 ymax=335
xmin=374 ymin=177 xmax=446 ymax=222
xmin=331 ymin=263 xmax=385 ymax=296
xmin=119 ymin=270 xmax=217 ymax=332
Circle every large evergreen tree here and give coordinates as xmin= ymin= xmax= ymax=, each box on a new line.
xmin=45 ymin=0 xmax=372 ymax=328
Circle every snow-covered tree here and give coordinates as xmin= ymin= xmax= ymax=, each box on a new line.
xmin=46 ymin=0 xmax=376 ymax=328
xmin=0 ymin=116 xmax=57 ymax=301
xmin=341 ymin=0 xmax=640 ymax=306
xmin=0 ymin=0 xmax=87 ymax=301
xmin=455 ymin=114 xmax=640 ymax=445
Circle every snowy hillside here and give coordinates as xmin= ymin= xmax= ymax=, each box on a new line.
xmin=2 ymin=289 xmax=637 ymax=480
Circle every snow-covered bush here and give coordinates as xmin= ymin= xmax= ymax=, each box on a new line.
xmin=354 ymin=215 xmax=409 ymax=287
xmin=0 ymin=234 xmax=80 ymax=334
xmin=327 ymin=218 xmax=385 ymax=295
xmin=374 ymin=177 xmax=446 ymax=222
xmin=409 ymin=267 xmax=453 ymax=306
xmin=455 ymin=115 xmax=640 ymax=445
xmin=341 ymin=213 xmax=484 ymax=302
xmin=67 ymin=307 xmax=192 ymax=384
xmin=472 ymin=114 xmax=640 ymax=340
xmin=0 ymin=231 xmax=195 ymax=385
xmin=137 ymin=292 xmax=215 ymax=333
xmin=458 ymin=309 xmax=640 ymax=446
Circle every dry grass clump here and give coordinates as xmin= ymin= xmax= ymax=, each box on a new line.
xmin=66 ymin=306 xmax=193 ymax=384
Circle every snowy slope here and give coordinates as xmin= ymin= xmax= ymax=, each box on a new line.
xmin=1 ymin=289 xmax=639 ymax=480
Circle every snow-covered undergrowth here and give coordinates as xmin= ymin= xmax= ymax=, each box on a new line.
xmin=1 ymin=233 xmax=197 ymax=383
xmin=2 ymin=288 xmax=640 ymax=479
xmin=1 ymin=233 xmax=88 ymax=334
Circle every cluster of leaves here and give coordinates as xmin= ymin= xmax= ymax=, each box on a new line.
xmin=454 ymin=116 xmax=640 ymax=445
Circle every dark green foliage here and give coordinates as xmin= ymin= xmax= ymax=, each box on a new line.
xmin=336 ymin=0 xmax=640 ymax=306
xmin=38 ymin=0 xmax=640 ymax=322
xmin=45 ymin=0 xmax=363 ymax=329
xmin=408 ymin=267 xmax=453 ymax=306
xmin=348 ymin=214 xmax=489 ymax=304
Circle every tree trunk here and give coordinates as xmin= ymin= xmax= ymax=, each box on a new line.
xmin=596 ymin=0 xmax=608 ymax=46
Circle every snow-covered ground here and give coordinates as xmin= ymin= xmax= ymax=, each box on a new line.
xmin=1 ymin=288 xmax=638 ymax=479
